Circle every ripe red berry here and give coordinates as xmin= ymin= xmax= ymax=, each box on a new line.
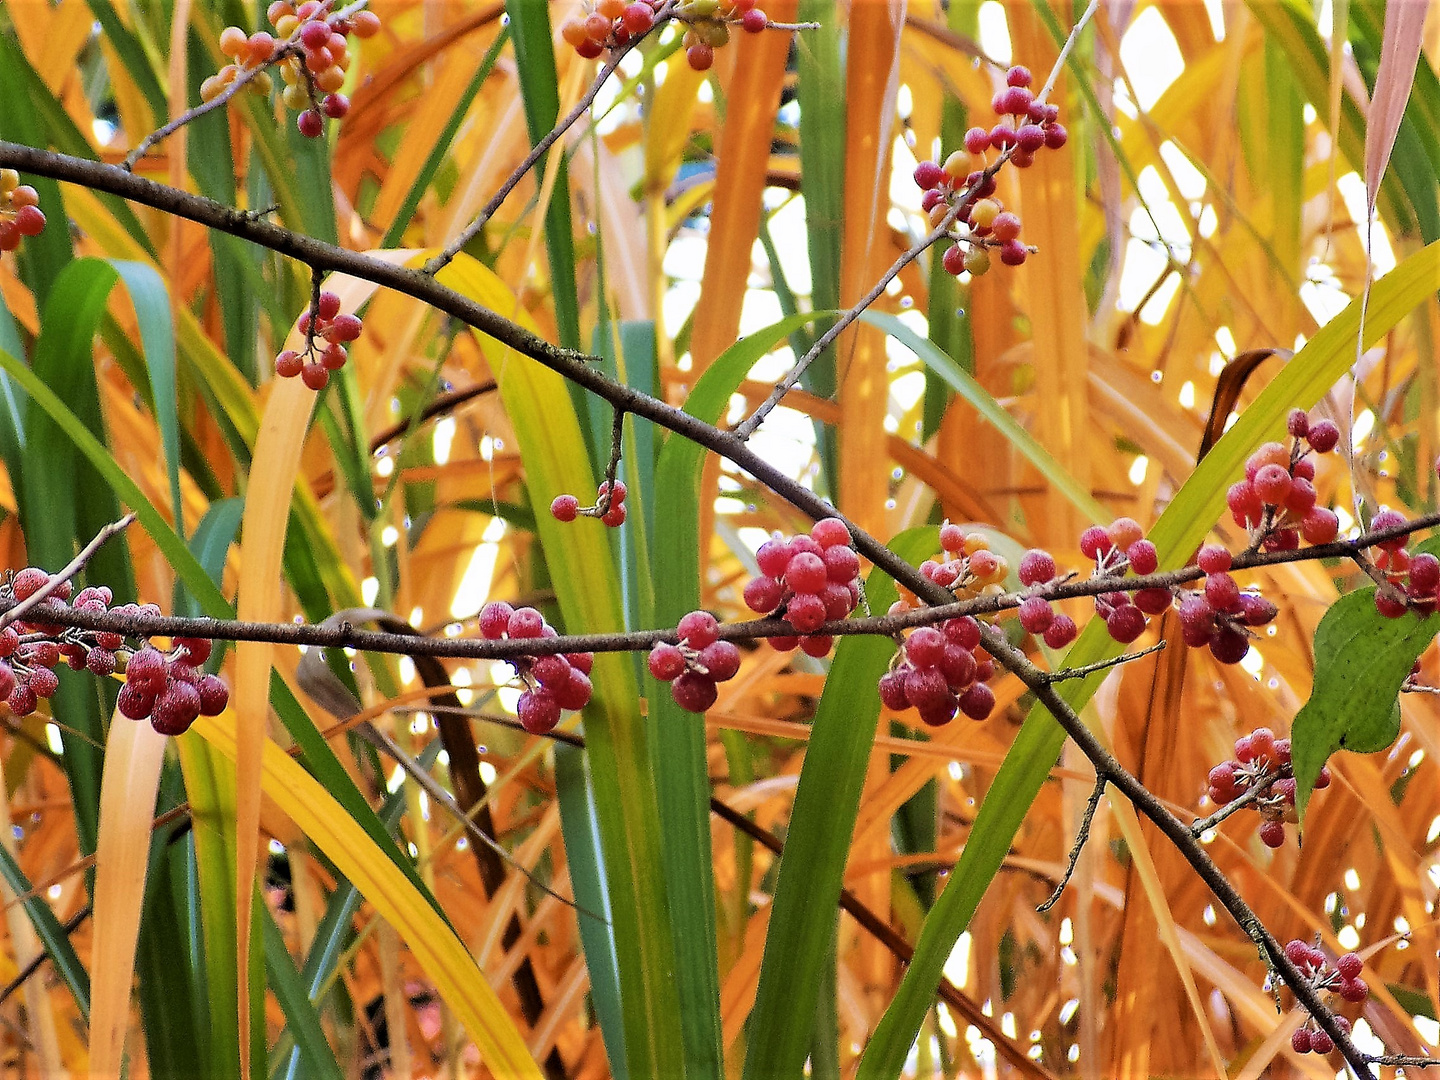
xmin=1210 ymin=627 xmax=1251 ymax=664
xmin=941 ymin=244 xmax=965 ymax=276
xmin=518 ymin=689 xmax=561 ymax=734
xmin=622 ymin=2 xmax=655 ymax=34
xmin=1015 ymin=124 xmax=1046 ymax=153
xmin=1017 ymin=596 xmax=1054 ymax=634
xmin=1258 ymin=819 xmax=1286 ymax=848
xmin=785 ymin=551 xmax=827 ymax=594
xmin=554 ymin=668 xmax=593 ymax=711
xmin=1106 ymin=606 xmax=1146 ymax=644
xmin=479 ymin=601 xmax=513 ymax=639
xmin=1006 ymin=65 xmax=1032 ymax=87
xmin=756 ymin=536 xmax=792 ymax=578
xmin=300 ymin=361 xmax=329 ymax=390
xmin=0 ymin=222 xmax=19 ymax=252
xmin=551 ymin=494 xmax=579 ymax=522
xmin=989 ymin=123 xmax=1016 ymax=148
xmin=1375 ymin=589 xmax=1408 ymax=618
xmin=1291 ymin=1029 xmax=1312 ymax=1054
xmin=687 ymin=43 xmax=714 ymax=71
xmin=1043 ymin=123 xmax=1067 ymax=149
xmin=274 ymin=350 xmax=303 ymax=378
xmin=601 ymin=503 xmax=627 ymax=527
xmin=905 ymin=627 xmax=946 ymax=669
xmin=785 ymin=592 xmax=827 ymax=633
xmin=197 ymin=674 xmax=230 ymax=715
xmin=1336 ymin=953 xmax=1363 ymax=980
xmin=1207 ymin=761 xmax=1238 ymax=803
xmin=913 ymin=160 xmax=944 ymax=190
xmin=1284 ymin=477 xmax=1317 ymax=515
xmin=937 ymin=644 xmax=976 ymax=688
xmin=1252 ymin=463 xmax=1293 ymax=506
xmin=697 ymin=641 xmax=741 ymax=682
xmin=1308 ymin=1030 xmax=1333 ymax=1054
xmin=1371 ymin=508 xmax=1408 ymax=550
xmin=1204 ymin=572 xmax=1240 ymax=612
xmin=1306 ymin=419 xmax=1340 ymax=453
xmin=958 ymin=681 xmax=995 ymax=720
xmin=1042 ymin=614 xmax=1077 ymax=649
xmin=678 ymin=610 xmax=719 ymax=649
xmin=1286 ymin=408 xmax=1310 ymax=438
xmin=507 ymin=607 xmax=545 ymax=638
xmin=1133 ymin=588 xmax=1171 ymax=614
xmin=671 ymin=671 xmax=717 ymax=712
xmin=1017 ymin=549 xmax=1056 ymax=586
xmin=1126 ymin=539 xmax=1158 ymax=575
xmin=1300 ymin=506 xmax=1340 ymax=545
xmin=1226 ymin=480 xmax=1263 ymax=526
xmin=14 ymin=205 xmax=46 ymax=237
xmin=810 ymin=517 xmax=850 ymax=549
xmin=1079 ymin=525 xmax=1112 ymax=560
xmin=326 ymin=313 xmax=363 ymax=342
xmin=878 ymin=669 xmax=911 ymax=711
xmin=963 ymin=126 xmax=991 ymax=155
xmin=152 ymin=681 xmax=202 ymax=735
xmin=322 ymin=93 xmax=350 ymax=119
xmin=297 ymin=109 xmax=324 ymax=137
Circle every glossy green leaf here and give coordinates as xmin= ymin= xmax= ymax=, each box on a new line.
xmin=859 ymin=237 xmax=1440 ymax=1080
xmin=744 ymin=527 xmax=936 ymax=1080
xmin=1290 ymin=536 xmax=1440 ymax=819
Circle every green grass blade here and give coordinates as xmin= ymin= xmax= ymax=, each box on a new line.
xmin=858 ymin=237 xmax=1440 ymax=1079
xmin=743 ymin=527 xmax=937 ymax=1080
xmin=651 ymin=311 xmax=829 ymax=1079
xmin=380 ymin=27 xmax=510 ymax=249
xmin=0 ymin=844 xmax=90 ymax=1021
xmin=261 ymin=905 xmax=344 ymax=1080
xmin=504 ymin=0 xmax=581 ymax=349
xmin=862 ymin=311 xmax=1109 ymax=523
xmin=110 ymin=261 xmax=182 ymax=539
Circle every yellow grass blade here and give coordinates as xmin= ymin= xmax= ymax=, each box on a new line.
xmin=88 ymin=714 xmax=168 ymax=1077
xmin=191 ymin=709 xmax=544 ymax=1079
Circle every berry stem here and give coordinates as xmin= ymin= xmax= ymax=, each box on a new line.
xmin=1037 ymin=772 xmax=1107 ymax=913
xmin=1187 ymin=774 xmax=1273 ymax=836
xmin=0 ymin=513 xmax=136 ymax=631
xmin=422 ymin=4 xmax=674 ymax=276
xmin=1033 ymin=0 xmax=1099 ymax=107
xmin=1041 ymin=640 xmax=1166 ymax=683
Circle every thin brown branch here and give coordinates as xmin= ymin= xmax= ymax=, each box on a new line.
xmin=1037 ymin=773 xmax=1106 ymax=913
xmin=0 ymin=513 xmax=136 ymax=630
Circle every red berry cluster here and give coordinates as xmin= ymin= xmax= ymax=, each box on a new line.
xmin=1169 ymin=544 xmax=1279 ymax=663
xmin=117 ymin=639 xmax=230 ymax=736
xmin=550 ymin=479 xmax=628 ymax=528
xmin=1205 ymin=727 xmax=1329 ymax=849
xmin=275 ymin=290 xmax=362 ymax=390
xmin=911 ymin=66 xmax=1066 ymax=277
xmin=1226 ymin=410 xmax=1341 ymax=549
xmin=878 ymin=616 xmax=996 ymax=726
xmin=743 ymin=517 xmax=861 ymax=656
xmin=647 ymin=611 xmax=741 ymax=712
xmin=0 ymin=171 xmax=45 ymax=253
xmin=560 ymin=0 xmax=663 ymax=58
xmin=1282 ymin=940 xmax=1367 ymax=1054
xmin=1014 ymin=547 xmax=1079 ymax=649
xmin=561 ymin=0 xmax=770 ymax=70
xmin=0 ymin=567 xmax=227 ymax=735
xmin=271 ymin=1 xmax=378 ymax=133
xmin=1363 ymin=508 xmax=1437 ymax=619
xmin=478 ymin=601 xmax=594 ymax=734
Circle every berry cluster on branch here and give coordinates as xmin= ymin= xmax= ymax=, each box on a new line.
xmin=1281 ymin=941 xmax=1368 ymax=1055
xmin=648 ymin=611 xmax=741 ymax=712
xmin=744 ymin=518 xmax=862 ymax=653
xmin=2 ymin=568 xmax=227 ymax=736
xmin=0 ymin=170 xmax=45 ymax=252
xmin=912 ymin=66 xmax=1068 ymax=276
xmin=551 ymin=479 xmax=629 ymax=528
xmin=274 ymin=289 xmax=363 ymax=389
xmin=478 ymin=602 xmax=595 ymax=734
xmin=1205 ymin=728 xmax=1329 ymax=849
xmin=561 ymin=0 xmax=775 ymax=72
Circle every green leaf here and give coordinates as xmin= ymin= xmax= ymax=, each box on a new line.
xmin=1291 ymin=539 xmax=1440 ymax=819
xmin=651 ymin=310 xmax=830 ymax=1080
xmin=0 ymin=843 xmax=90 ymax=1021
xmin=261 ymin=904 xmax=344 ymax=1080
xmin=862 ymin=311 xmax=1109 ymax=524
xmin=858 ymin=237 xmax=1440 ymax=1080
xmin=744 ymin=527 xmax=937 ymax=1080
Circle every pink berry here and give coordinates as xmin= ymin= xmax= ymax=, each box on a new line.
xmin=1126 ymin=539 xmax=1158 ymax=575
xmin=1300 ymin=506 xmax=1340 ymax=545
xmin=1106 ymin=606 xmax=1146 ymax=644
xmin=1079 ymin=525 xmax=1112 ymax=560
xmin=1336 ymin=953 xmax=1363 ymax=980
xmin=1286 ymin=408 xmax=1310 ymax=438
xmin=479 ymin=601 xmax=513 ymax=639
xmin=785 ymin=552 xmax=827 ymax=594
xmin=1258 ymin=819 xmax=1286 ymax=848
xmin=743 ymin=575 xmax=784 ymax=614
xmin=741 ymin=8 xmax=766 ymax=32
xmin=1291 ymin=1029 xmax=1312 ymax=1054
xmin=507 ymin=607 xmax=545 ymax=638
xmin=518 ymin=690 xmax=561 ymax=734
xmin=551 ymin=494 xmax=579 ymax=522
xmin=1204 ymin=572 xmax=1241 ymax=612
xmin=811 ymin=517 xmax=851 ymax=548
xmin=622 ymin=2 xmax=655 ymax=34
xmin=697 ymin=641 xmax=741 ymax=682
xmin=1207 ymin=761 xmax=1238 ymax=803
xmin=1018 ymin=596 xmax=1054 ymax=634
xmin=1307 ymin=419 xmax=1340 ymax=453
xmin=554 ymin=668 xmax=593 ymax=711
xmin=878 ymin=669 xmax=910 ymax=711
xmin=197 ymin=674 xmax=230 ymax=715
xmin=904 ymin=627 xmax=946 ymax=669
xmin=963 ymin=126 xmax=991 ymax=155
xmin=756 ymin=537 xmax=793 ymax=578
xmin=1209 ymin=627 xmax=1251 ymax=664
xmin=1018 ymin=549 xmax=1056 ymax=586
xmin=322 ymin=93 xmax=350 ymax=119
xmin=822 ymin=544 xmax=860 ymax=584
xmin=297 ymin=110 xmax=324 ymax=138
xmin=785 ymin=592 xmax=827 ymax=633
xmin=957 ymin=681 xmax=995 ymax=720
xmin=1042 ymin=614 xmax=1077 ymax=649
xmin=686 ymin=43 xmax=714 ymax=71
xmin=1043 ymin=123 xmax=1067 ymax=149
xmin=671 ymin=671 xmax=717 ymax=712
xmin=1309 ymin=1030 xmax=1333 ymax=1054
xmin=944 ymin=617 xmax=982 ymax=651
xmin=1005 ymin=65 xmax=1032 ymax=87
xmin=1134 ymin=587 xmax=1172 ymax=614
xmin=914 ymin=160 xmax=945 ymax=190
xmin=677 ymin=610 xmax=719 ymax=649
xmin=1252 ymin=463 xmax=1293 ymax=506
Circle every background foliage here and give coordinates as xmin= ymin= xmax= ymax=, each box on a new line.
xmin=0 ymin=0 xmax=1438 ymax=1076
